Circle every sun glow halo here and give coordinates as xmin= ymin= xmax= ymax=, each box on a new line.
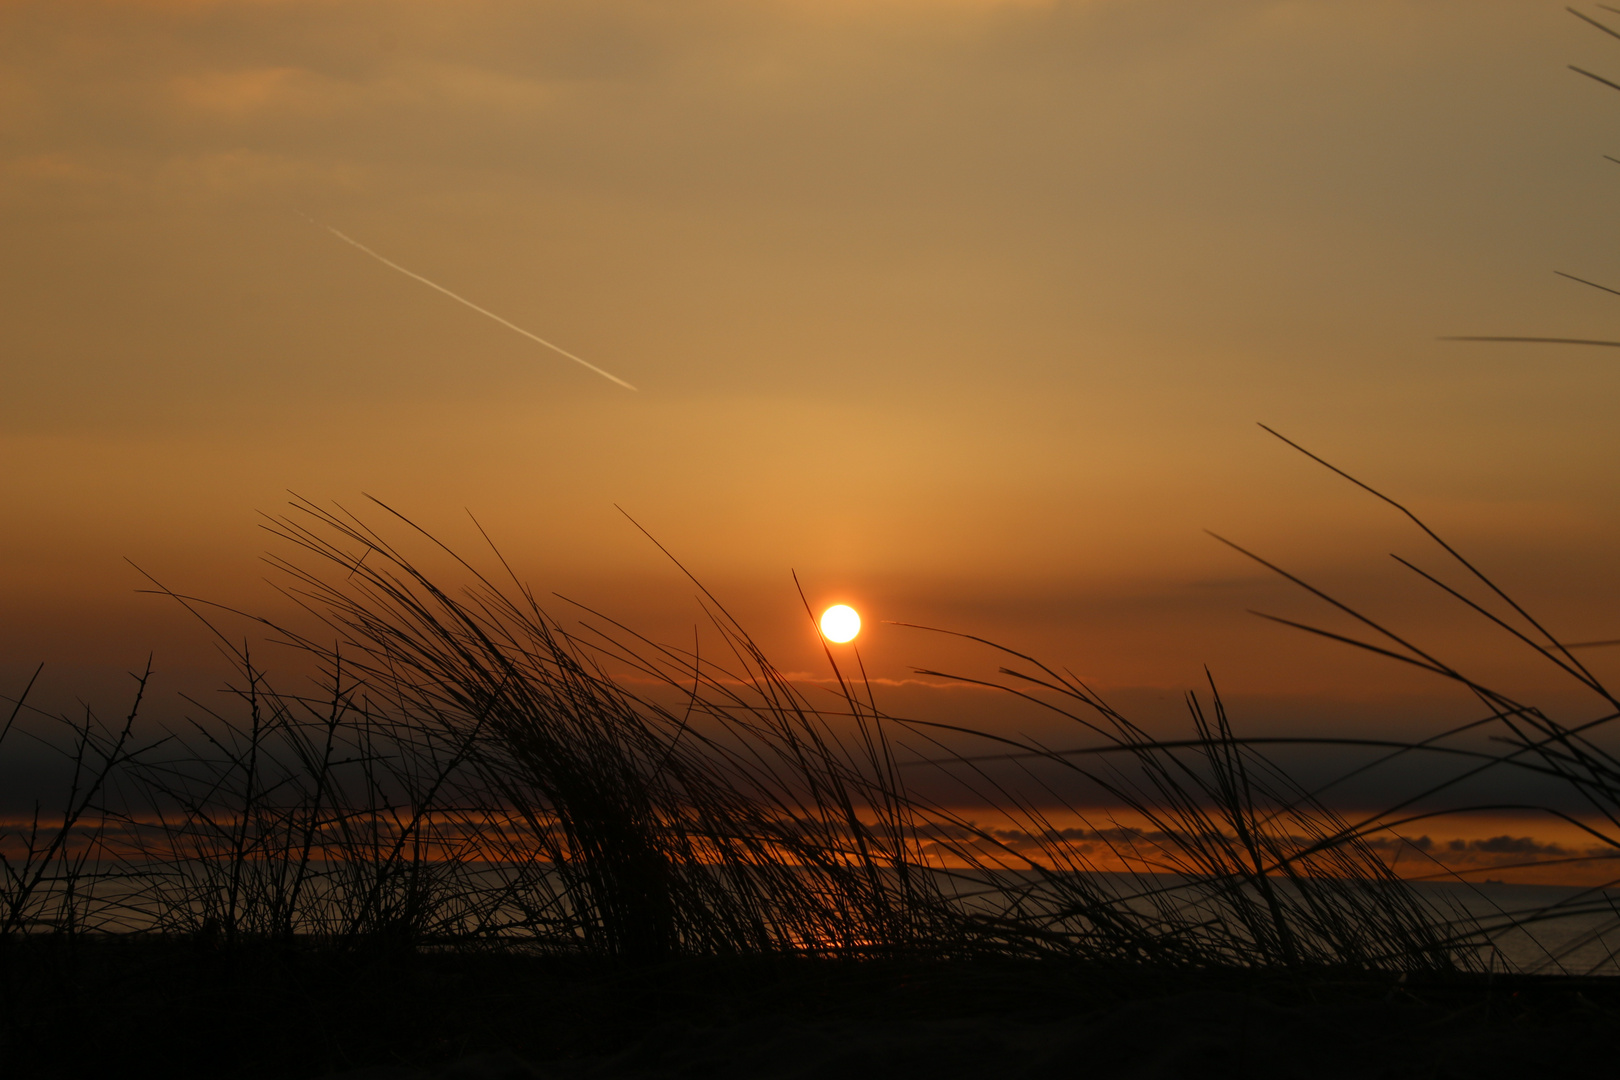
xmin=819 ymin=604 xmax=861 ymax=644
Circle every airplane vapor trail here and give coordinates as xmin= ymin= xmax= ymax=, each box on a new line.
xmin=304 ymin=215 xmax=637 ymax=391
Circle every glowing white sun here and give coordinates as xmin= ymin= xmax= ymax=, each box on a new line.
xmin=819 ymin=604 xmax=861 ymax=644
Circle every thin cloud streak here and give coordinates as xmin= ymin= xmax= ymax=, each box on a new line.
xmin=304 ymin=215 xmax=638 ymax=391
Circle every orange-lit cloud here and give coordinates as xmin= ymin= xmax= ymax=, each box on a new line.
xmin=168 ymin=65 xmax=319 ymax=116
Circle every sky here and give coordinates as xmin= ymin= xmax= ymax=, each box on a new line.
xmin=7 ymin=0 xmax=1620 ymax=856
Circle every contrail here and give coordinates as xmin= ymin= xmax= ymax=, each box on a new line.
xmin=301 ymin=214 xmax=636 ymax=391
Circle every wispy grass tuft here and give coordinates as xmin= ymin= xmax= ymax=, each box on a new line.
xmin=2 ymin=478 xmax=1617 ymax=977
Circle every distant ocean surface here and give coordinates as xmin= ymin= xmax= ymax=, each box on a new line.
xmin=950 ymin=872 xmax=1620 ymax=976
xmin=1411 ymin=880 xmax=1620 ymax=976
xmin=26 ymin=863 xmax=1620 ymax=975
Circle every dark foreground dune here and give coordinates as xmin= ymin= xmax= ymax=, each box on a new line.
xmin=5 ymin=941 xmax=1617 ymax=1080
xmin=313 ymin=987 xmax=1619 ymax=1080
xmin=320 ymin=989 xmax=1620 ymax=1080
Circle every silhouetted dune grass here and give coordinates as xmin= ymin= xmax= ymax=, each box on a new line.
xmin=8 ymin=429 xmax=1620 ymax=1080
xmin=6 ymin=453 xmax=1620 ymax=1079
xmin=5 ymin=467 xmax=1618 ymax=980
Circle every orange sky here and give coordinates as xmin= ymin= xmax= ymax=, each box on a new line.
xmin=6 ymin=1 xmax=1620 ymax=858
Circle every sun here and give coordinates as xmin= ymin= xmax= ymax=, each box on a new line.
xmin=819 ymin=604 xmax=861 ymax=644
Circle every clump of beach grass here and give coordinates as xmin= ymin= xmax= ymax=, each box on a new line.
xmin=37 ymin=494 xmax=1496 ymax=972
xmin=6 ymin=452 xmax=1619 ymax=979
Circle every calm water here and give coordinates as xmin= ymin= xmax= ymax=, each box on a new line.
xmin=15 ymin=862 xmax=1620 ymax=974
xmin=946 ymin=871 xmax=1620 ymax=975
xmin=1413 ymin=880 xmax=1620 ymax=975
